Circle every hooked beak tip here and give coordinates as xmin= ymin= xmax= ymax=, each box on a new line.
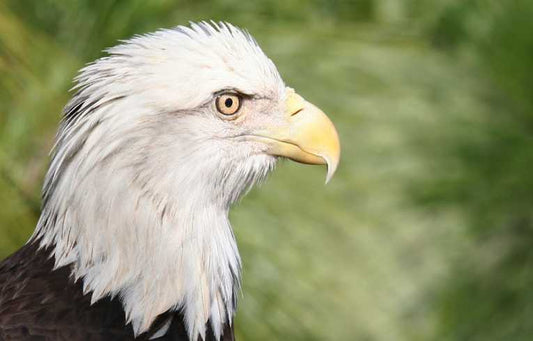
xmin=324 ymin=154 xmax=339 ymax=184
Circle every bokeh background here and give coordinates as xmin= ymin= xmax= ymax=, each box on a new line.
xmin=1 ymin=0 xmax=532 ymax=340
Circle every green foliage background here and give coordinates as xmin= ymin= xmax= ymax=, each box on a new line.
xmin=1 ymin=0 xmax=532 ymax=340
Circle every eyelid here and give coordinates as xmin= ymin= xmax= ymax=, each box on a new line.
xmin=214 ymin=88 xmax=254 ymax=98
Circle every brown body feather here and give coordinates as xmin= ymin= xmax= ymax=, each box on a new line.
xmin=0 ymin=242 xmax=234 ymax=341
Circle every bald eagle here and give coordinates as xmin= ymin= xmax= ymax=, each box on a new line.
xmin=0 ymin=22 xmax=340 ymax=340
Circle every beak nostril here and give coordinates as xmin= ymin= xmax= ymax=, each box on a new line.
xmin=291 ymin=108 xmax=304 ymax=117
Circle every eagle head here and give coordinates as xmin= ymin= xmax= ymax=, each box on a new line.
xmin=33 ymin=22 xmax=340 ymax=340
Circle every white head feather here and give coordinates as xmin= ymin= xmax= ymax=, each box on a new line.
xmin=32 ymin=22 xmax=286 ymax=340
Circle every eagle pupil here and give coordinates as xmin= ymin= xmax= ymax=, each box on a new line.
xmin=225 ymin=98 xmax=233 ymax=107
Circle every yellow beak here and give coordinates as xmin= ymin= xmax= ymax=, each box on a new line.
xmin=254 ymin=88 xmax=341 ymax=183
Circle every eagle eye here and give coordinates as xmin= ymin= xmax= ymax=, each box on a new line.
xmin=216 ymin=93 xmax=241 ymax=116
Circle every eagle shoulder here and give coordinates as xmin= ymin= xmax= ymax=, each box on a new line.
xmin=0 ymin=242 xmax=234 ymax=340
